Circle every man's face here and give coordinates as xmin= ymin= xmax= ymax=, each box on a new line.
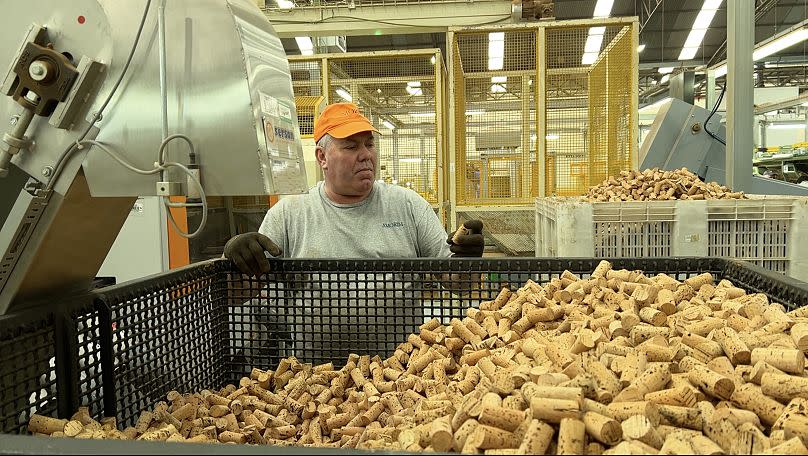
xmin=317 ymin=131 xmax=377 ymax=197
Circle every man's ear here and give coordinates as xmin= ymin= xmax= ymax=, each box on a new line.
xmin=315 ymin=146 xmax=327 ymax=169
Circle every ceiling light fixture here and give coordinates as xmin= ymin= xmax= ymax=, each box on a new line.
xmin=753 ymin=28 xmax=808 ymax=60
xmin=658 ymin=67 xmax=674 ymax=74
xmin=710 ymin=21 xmax=808 ymax=77
xmin=679 ymin=0 xmax=722 ymax=61
xmin=335 ymin=88 xmax=352 ymax=102
xmin=593 ymin=0 xmax=614 ymax=18
xmin=295 ymin=36 xmax=314 ymax=56
xmin=582 ymin=26 xmax=606 ymax=65
xmin=488 ymin=32 xmax=505 ymax=70
xmin=637 ymin=44 xmax=646 ymax=53
xmin=382 ymin=120 xmax=395 ymax=130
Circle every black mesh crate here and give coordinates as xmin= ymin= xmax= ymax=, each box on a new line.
xmin=0 ymin=257 xmax=807 ymax=453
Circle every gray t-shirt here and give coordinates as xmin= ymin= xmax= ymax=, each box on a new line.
xmin=236 ymin=181 xmax=452 ymax=366
xmin=259 ymin=181 xmax=451 ymax=259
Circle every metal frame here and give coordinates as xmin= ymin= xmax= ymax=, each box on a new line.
xmin=448 ymin=18 xmax=639 ymax=240
xmin=726 ymin=0 xmax=754 ymax=192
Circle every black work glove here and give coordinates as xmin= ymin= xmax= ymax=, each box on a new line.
xmin=448 ymin=219 xmax=484 ymax=257
xmin=223 ymin=232 xmax=282 ymax=277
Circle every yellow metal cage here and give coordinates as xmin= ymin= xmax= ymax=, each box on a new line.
xmin=287 ymin=50 xmax=447 ymax=211
xmin=448 ymin=18 xmax=638 ymax=254
xmin=295 ymin=96 xmax=325 ymax=139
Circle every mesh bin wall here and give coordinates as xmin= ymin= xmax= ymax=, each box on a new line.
xmin=0 ymin=312 xmax=58 ymax=434
xmin=2 ymin=257 xmax=808 ymax=446
xmin=97 ymin=262 xmax=228 ymax=428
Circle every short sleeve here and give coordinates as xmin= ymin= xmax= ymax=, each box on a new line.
xmin=258 ymin=201 xmax=288 ymax=258
xmin=413 ymin=197 xmax=451 ymax=258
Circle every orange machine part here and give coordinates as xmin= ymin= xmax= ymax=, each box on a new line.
xmin=167 ymin=196 xmax=190 ymax=269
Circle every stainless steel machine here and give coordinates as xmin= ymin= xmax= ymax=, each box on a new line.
xmin=0 ymin=0 xmax=308 ymax=314
xmin=640 ymin=98 xmax=808 ymax=196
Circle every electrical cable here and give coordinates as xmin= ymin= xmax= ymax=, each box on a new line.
xmin=47 ymin=0 xmax=154 ymax=192
xmin=77 ymin=140 xmax=208 ymax=238
xmin=704 ymin=83 xmax=727 ymax=146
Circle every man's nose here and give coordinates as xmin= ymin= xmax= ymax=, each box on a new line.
xmin=358 ymin=144 xmax=375 ymax=162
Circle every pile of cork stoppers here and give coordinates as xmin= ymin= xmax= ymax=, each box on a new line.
xmin=586 ymin=168 xmax=746 ymax=202
xmin=28 ymin=260 xmax=808 ymax=454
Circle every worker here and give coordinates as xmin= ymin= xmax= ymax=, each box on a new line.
xmin=222 ymin=103 xmax=484 ymax=363
xmin=223 ymin=102 xmax=484 ymax=274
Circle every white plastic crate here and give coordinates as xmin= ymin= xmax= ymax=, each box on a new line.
xmin=535 ymin=196 xmax=808 ymax=282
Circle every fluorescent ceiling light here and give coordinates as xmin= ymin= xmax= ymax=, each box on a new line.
xmin=765 ymin=111 xmax=777 ymax=116
xmin=407 ymin=81 xmax=421 ymax=87
xmin=753 ymin=28 xmax=808 ymax=60
xmin=430 ymin=56 xmax=436 ymax=65
xmin=590 ymin=26 xmax=606 ymax=36
xmin=581 ymin=52 xmax=599 ymax=65
xmin=491 ymin=76 xmax=507 ymax=83
xmin=382 ymin=120 xmax=395 ymax=130
xmin=488 ymin=32 xmax=505 ymax=70
xmin=711 ymin=27 xmax=808 ymax=76
xmin=335 ymin=88 xmax=352 ymax=101
xmin=683 ymin=28 xmax=708 ymax=50
xmin=637 ymin=44 xmax=646 ymax=53
xmin=406 ymin=87 xmax=423 ymax=96
xmin=658 ymin=67 xmax=674 ymax=74
xmin=545 ymin=134 xmax=560 ymax=140
xmin=399 ymin=158 xmax=422 ymax=163
xmin=488 ymin=57 xmax=504 ymax=71
xmin=660 ymin=74 xmax=670 ymax=84
xmin=277 ymin=0 xmax=295 ymax=8
xmin=678 ymin=2 xmax=720 ymax=61
xmin=769 ymin=123 xmax=804 ymax=129
xmin=491 ymin=83 xmax=507 ymax=93
xmin=410 ymin=112 xmax=435 ymax=117
xmin=679 ymin=47 xmax=699 ymax=60
xmin=295 ymin=36 xmax=313 ymax=55
xmin=693 ymin=8 xmax=719 ymax=30
xmin=593 ymin=0 xmax=614 ymax=18
xmin=585 ymin=33 xmax=605 ymax=54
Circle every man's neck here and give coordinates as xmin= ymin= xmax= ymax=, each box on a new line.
xmin=323 ymin=182 xmax=372 ymax=204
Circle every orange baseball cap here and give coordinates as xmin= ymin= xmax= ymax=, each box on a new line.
xmin=314 ymin=102 xmax=379 ymax=142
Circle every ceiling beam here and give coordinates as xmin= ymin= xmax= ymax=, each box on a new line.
xmin=263 ymin=1 xmax=514 ymax=37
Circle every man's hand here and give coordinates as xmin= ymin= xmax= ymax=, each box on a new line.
xmin=448 ymin=219 xmax=484 ymax=257
xmin=223 ymin=232 xmax=282 ymax=277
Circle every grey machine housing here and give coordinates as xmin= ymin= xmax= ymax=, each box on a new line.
xmin=639 ymin=97 xmax=808 ymax=196
xmin=0 ymin=0 xmax=308 ymax=314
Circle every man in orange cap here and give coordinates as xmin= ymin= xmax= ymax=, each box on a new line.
xmin=224 ymin=102 xmax=484 ymax=276
xmin=223 ymin=103 xmax=484 ymax=358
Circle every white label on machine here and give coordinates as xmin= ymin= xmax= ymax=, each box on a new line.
xmin=278 ymin=102 xmax=293 ymax=122
xmin=259 ymin=92 xmax=279 ymax=117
